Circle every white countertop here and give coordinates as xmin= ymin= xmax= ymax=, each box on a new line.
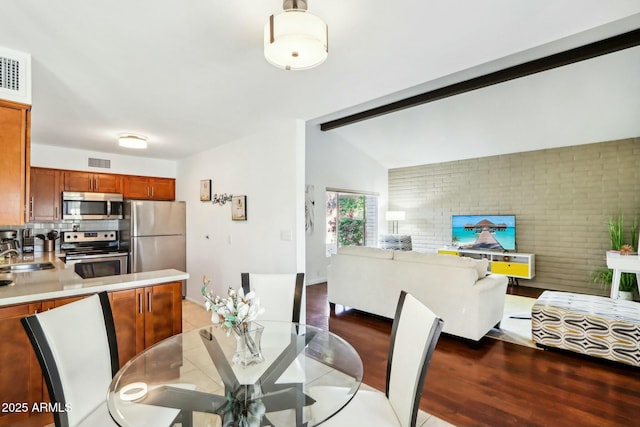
xmin=0 ymin=252 xmax=189 ymax=307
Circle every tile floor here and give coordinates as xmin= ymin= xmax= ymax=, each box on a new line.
xmin=182 ymin=299 xmax=455 ymax=427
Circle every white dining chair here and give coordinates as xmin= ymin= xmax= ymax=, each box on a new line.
xmin=241 ymin=272 xmax=306 ymax=388
xmin=21 ymin=292 xmax=186 ymax=427
xmin=309 ymin=291 xmax=444 ymax=427
xmin=240 ymin=272 xmax=305 ymax=324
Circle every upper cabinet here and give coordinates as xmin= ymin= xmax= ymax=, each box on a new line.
xmin=0 ymin=100 xmax=30 ymax=225
xmin=30 ymin=167 xmax=61 ymax=221
xmin=63 ymin=170 xmax=122 ymax=193
xmin=27 ymin=168 xmax=176 ymax=223
xmin=123 ymin=175 xmax=175 ymax=200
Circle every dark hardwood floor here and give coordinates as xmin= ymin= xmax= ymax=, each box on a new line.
xmin=306 ymin=283 xmax=640 ymax=427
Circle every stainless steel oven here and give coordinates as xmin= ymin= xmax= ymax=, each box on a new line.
xmin=64 ymin=252 xmax=128 ymax=279
xmin=60 ymin=230 xmax=129 ymax=279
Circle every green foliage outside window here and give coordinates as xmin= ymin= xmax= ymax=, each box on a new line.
xmin=338 ymin=196 xmax=365 ymax=247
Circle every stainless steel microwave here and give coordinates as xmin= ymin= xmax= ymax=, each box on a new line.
xmin=61 ymin=192 xmax=124 ymax=220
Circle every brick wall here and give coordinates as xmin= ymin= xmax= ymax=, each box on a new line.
xmin=388 ymin=137 xmax=640 ymax=294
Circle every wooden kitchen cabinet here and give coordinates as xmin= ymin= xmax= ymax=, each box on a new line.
xmin=0 ymin=297 xmax=91 ymax=427
xmin=0 ymin=302 xmax=46 ymax=427
xmin=109 ymin=281 xmax=182 ymax=367
xmin=123 ymin=175 xmax=175 ymax=200
xmin=30 ymin=167 xmax=62 ymax=221
xmin=0 ymin=281 xmax=181 ymax=426
xmin=0 ymin=100 xmax=30 ymax=225
xmin=41 ymin=295 xmax=88 ymax=310
xmin=143 ymin=281 xmax=182 ymax=347
xmin=148 ymin=177 xmax=175 ymax=201
xmin=63 ymin=170 xmax=122 ymax=193
xmin=109 ymin=288 xmax=144 ymax=366
xmin=27 ymin=167 xmax=176 ymax=223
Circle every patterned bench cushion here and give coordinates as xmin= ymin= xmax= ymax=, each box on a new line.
xmin=532 ymin=291 xmax=640 ymax=367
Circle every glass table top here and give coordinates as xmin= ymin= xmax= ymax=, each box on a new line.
xmin=107 ymin=322 xmax=363 ymax=427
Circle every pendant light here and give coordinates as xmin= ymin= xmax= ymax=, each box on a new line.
xmin=264 ymin=0 xmax=328 ymax=70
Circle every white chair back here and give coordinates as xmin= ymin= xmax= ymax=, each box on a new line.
xmin=387 ymin=292 xmax=443 ymax=427
xmin=25 ymin=294 xmax=115 ymax=427
xmin=241 ymin=273 xmax=305 ymax=323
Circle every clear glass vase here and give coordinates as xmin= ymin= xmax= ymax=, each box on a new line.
xmin=232 ymin=322 xmax=264 ymax=367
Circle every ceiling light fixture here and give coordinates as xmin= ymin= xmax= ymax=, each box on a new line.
xmin=118 ymin=134 xmax=148 ymax=149
xmin=264 ymin=0 xmax=328 ymax=71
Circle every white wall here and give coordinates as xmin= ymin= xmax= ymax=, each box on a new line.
xmin=305 ymin=123 xmax=388 ymax=285
xmin=176 ymin=119 xmax=304 ymax=302
xmin=31 ymin=143 xmax=176 ymax=177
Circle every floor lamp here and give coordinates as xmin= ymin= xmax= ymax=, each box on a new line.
xmin=386 ymin=211 xmax=405 ymax=234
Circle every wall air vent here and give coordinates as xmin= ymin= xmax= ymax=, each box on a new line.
xmin=88 ymin=158 xmax=111 ymax=169
xmin=0 ymin=46 xmax=31 ymax=105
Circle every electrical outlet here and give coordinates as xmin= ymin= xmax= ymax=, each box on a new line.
xmin=280 ymin=230 xmax=292 ymax=241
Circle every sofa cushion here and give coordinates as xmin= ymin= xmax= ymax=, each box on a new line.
xmin=393 ymin=251 xmax=488 ymax=280
xmin=337 ymin=246 xmax=395 ymax=259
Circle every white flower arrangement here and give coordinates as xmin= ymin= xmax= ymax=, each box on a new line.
xmin=202 ymin=276 xmax=265 ymax=335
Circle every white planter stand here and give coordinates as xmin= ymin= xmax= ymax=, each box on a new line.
xmin=617 ymin=291 xmax=634 ymax=301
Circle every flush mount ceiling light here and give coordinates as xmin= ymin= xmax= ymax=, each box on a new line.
xmin=118 ymin=134 xmax=148 ymax=149
xmin=264 ymin=0 xmax=328 ymax=71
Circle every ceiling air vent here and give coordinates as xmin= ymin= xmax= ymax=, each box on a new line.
xmin=88 ymin=158 xmax=111 ymax=169
xmin=0 ymin=46 xmax=31 ymax=104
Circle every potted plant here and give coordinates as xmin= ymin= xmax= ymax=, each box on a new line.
xmin=591 ymin=215 xmax=638 ymax=300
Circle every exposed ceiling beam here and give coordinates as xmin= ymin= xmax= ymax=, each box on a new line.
xmin=320 ymin=28 xmax=640 ymax=132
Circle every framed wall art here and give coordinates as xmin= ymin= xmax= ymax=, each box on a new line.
xmin=200 ymin=179 xmax=211 ymax=201
xmin=231 ymin=195 xmax=247 ymax=221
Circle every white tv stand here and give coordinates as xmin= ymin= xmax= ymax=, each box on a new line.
xmin=438 ymin=248 xmax=535 ymax=281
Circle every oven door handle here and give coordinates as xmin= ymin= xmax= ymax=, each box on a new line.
xmin=64 ymin=252 xmax=129 ymax=261
xmin=64 ymin=255 xmax=127 ymax=264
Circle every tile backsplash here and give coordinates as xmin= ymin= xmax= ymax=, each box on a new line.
xmin=0 ymin=220 xmax=122 ymax=252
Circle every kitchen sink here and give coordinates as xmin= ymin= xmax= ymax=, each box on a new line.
xmin=0 ymin=262 xmax=56 ymax=274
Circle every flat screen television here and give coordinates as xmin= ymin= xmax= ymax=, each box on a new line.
xmin=452 ymin=215 xmax=516 ymax=252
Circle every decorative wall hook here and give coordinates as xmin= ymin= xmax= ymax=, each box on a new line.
xmin=212 ymin=193 xmax=233 ymax=205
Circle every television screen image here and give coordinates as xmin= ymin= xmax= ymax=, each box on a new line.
xmin=452 ymin=215 xmax=516 ymax=251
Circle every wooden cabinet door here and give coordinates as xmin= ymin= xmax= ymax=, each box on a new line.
xmin=144 ymin=282 xmax=182 ymax=348
xmin=30 ymin=167 xmax=61 ymax=221
xmin=63 ymin=170 xmax=93 ymax=192
xmin=109 ymin=288 xmax=145 ymax=367
xmin=94 ymin=173 xmax=122 ymax=193
xmin=64 ymin=171 xmax=121 ymax=193
xmin=149 ymin=178 xmax=175 ymax=200
xmin=123 ymin=175 xmax=151 ymax=199
xmin=0 ymin=303 xmax=44 ymax=426
xmin=0 ymin=101 xmax=30 ymax=226
xmin=40 ymin=294 xmax=87 ymax=313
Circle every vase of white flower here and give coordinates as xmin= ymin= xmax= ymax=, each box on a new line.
xmin=202 ymin=276 xmax=265 ymax=367
xmin=232 ymin=322 xmax=265 ymax=367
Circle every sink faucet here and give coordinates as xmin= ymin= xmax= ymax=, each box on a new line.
xmin=0 ymin=249 xmax=19 ymax=259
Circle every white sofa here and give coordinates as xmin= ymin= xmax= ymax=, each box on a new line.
xmin=327 ymin=246 xmax=509 ymax=341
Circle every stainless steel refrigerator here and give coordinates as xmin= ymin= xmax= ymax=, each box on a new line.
xmin=121 ymin=200 xmax=186 ymax=296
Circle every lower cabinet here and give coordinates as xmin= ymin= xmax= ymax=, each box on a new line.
xmin=0 ymin=281 xmax=182 ymax=426
xmin=0 ymin=303 xmax=47 ymax=427
xmin=110 ymin=281 xmax=183 ymax=367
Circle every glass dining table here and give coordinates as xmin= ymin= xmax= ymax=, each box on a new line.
xmin=107 ymin=321 xmax=363 ymax=427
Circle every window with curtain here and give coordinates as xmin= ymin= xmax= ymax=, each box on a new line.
xmin=326 ymin=189 xmax=378 ymax=257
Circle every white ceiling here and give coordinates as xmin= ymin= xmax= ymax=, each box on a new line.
xmin=1 ymin=1 xmax=639 ymax=167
